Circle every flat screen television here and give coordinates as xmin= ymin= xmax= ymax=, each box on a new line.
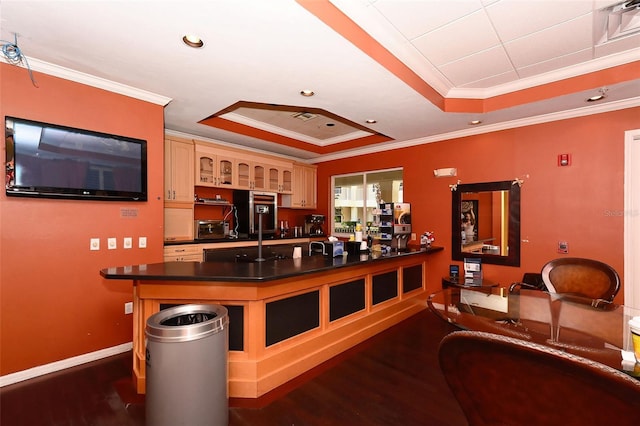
xmin=5 ymin=116 xmax=147 ymax=201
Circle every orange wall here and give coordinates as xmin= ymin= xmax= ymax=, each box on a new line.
xmin=1 ymin=60 xmax=637 ymax=377
xmin=316 ymin=108 xmax=638 ymax=302
xmin=0 ymin=64 xmax=165 ymax=375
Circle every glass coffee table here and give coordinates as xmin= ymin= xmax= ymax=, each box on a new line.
xmin=428 ymin=286 xmax=640 ymax=376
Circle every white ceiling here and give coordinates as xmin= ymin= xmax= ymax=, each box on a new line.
xmin=1 ymin=0 xmax=639 ymax=162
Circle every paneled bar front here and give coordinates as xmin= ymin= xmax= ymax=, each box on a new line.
xmin=101 ymin=248 xmax=442 ymax=399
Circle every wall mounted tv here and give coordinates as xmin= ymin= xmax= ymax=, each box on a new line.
xmin=5 ymin=116 xmax=147 ymax=201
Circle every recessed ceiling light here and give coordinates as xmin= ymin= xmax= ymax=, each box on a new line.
xmin=300 ymin=89 xmax=315 ymax=97
xmin=469 ymin=120 xmax=482 ymax=125
xmin=365 ymin=119 xmax=377 ymax=124
xmin=182 ymin=35 xmax=204 ymax=48
xmin=587 ymin=87 xmax=607 ymax=102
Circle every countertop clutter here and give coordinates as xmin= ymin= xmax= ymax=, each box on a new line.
xmin=101 ymin=246 xmax=442 ymax=282
xmin=165 ymin=234 xmax=323 ymax=246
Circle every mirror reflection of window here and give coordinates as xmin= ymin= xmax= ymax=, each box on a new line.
xmin=332 ymin=169 xmax=403 ymax=236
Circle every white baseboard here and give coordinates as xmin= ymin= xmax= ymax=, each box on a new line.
xmin=0 ymin=342 xmax=133 ymax=388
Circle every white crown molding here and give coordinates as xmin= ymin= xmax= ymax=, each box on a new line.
xmin=1 ymin=56 xmax=172 ymax=106
xmin=312 ymin=96 xmax=640 ymax=163
xmin=448 ymin=49 xmax=640 ymax=99
xmin=0 ymin=342 xmax=132 ymax=388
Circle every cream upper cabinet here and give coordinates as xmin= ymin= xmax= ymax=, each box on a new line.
xmin=235 ymin=159 xmax=255 ymax=190
xmin=282 ymin=163 xmax=317 ymax=208
xmin=165 ymin=138 xmax=194 ymax=203
xmin=252 ymin=163 xmax=267 ymax=191
xmin=268 ymin=164 xmax=293 ymax=194
xmin=215 ymin=154 xmax=235 ymax=188
xmin=195 ymin=143 xmax=236 ymax=188
xmin=195 ymin=151 xmax=216 ymax=186
xmin=194 ymin=141 xmax=294 ymax=193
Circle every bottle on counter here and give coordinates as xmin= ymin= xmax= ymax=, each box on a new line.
xmin=355 ymin=223 xmax=363 ymax=242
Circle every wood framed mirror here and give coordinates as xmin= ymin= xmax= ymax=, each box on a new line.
xmin=451 ymin=180 xmax=521 ymax=266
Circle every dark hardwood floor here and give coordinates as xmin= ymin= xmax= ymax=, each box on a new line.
xmin=1 ymin=310 xmax=467 ymax=426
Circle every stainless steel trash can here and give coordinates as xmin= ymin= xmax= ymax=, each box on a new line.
xmin=145 ymin=304 xmax=229 ymax=426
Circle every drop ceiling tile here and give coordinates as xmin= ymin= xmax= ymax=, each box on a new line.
xmin=516 ymin=49 xmax=593 ymax=79
xmin=374 ymin=0 xmax=483 ymax=40
xmin=412 ymin=9 xmax=500 ymax=66
xmin=458 ymin=69 xmax=520 ymax=89
xmin=438 ymin=45 xmax=514 ymax=86
xmin=486 ymin=0 xmax=594 ymax=42
xmin=504 ymin=14 xmax=594 ymax=69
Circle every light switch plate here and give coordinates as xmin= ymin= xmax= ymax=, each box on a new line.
xmin=123 ymin=237 xmax=132 ymax=249
xmin=107 ymin=237 xmax=117 ymax=250
xmin=138 ymin=236 xmax=147 ymax=248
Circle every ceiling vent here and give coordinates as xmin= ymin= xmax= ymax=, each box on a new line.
xmin=292 ymin=112 xmax=318 ymax=122
xmin=596 ymin=0 xmax=640 ymax=44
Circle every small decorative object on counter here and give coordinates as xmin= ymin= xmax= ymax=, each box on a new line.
xmin=421 ymin=231 xmax=435 ymax=248
xmin=355 ymin=223 xmax=363 ymax=242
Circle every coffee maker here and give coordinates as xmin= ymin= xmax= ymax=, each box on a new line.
xmin=304 ymin=214 xmax=325 ymax=236
xmin=378 ymin=203 xmax=411 ymax=251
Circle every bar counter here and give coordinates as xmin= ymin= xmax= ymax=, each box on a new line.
xmin=101 ymin=247 xmax=443 ymax=400
xmin=102 ymin=247 xmax=440 ymax=282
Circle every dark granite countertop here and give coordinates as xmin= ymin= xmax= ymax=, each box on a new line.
xmin=165 ymin=234 xmax=325 ymax=246
xmin=101 ymin=246 xmax=443 ymax=283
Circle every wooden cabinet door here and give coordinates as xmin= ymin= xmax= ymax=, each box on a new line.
xmin=253 ymin=164 xmax=267 ymax=191
xmin=195 ymin=151 xmax=217 ymax=187
xmin=291 ymin=165 xmax=306 ymax=207
xmin=269 ymin=164 xmax=293 ymax=193
xmin=281 ymin=167 xmax=293 ymax=194
xmin=267 ymin=165 xmax=280 ymax=192
xmin=164 ymin=206 xmax=194 ymax=241
xmin=236 ymin=160 xmax=252 ymax=189
xmin=286 ymin=164 xmax=317 ymax=208
xmin=216 ymin=156 xmax=235 ymax=188
xmin=303 ymin=165 xmax=317 ymax=209
xmin=165 ymin=138 xmax=194 ymax=202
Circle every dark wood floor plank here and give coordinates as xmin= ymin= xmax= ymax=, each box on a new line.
xmin=1 ymin=310 xmax=466 ymax=426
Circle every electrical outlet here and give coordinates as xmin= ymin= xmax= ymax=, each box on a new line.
xmin=107 ymin=237 xmax=117 ymax=250
xmin=90 ymin=238 xmax=100 ymax=251
xmin=411 ymin=233 xmax=416 ymax=241
xmin=124 ymin=302 xmax=133 ymax=315
xmin=138 ymin=236 xmax=147 ymax=248
xmin=123 ymin=237 xmax=132 ymax=249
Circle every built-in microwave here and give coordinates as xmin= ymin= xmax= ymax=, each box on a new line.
xmin=194 ymin=220 xmax=229 ymax=240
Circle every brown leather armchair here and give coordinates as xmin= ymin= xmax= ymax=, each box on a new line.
xmin=541 ymin=257 xmax=620 ymax=302
xmin=438 ymin=330 xmax=640 ymax=426
xmin=508 ymin=272 xmax=546 ymax=293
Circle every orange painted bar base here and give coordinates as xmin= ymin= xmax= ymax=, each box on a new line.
xmin=131 ymin=254 xmax=431 ymax=398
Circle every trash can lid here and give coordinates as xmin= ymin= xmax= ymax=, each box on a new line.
xmin=145 ymin=304 xmax=229 ymax=343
